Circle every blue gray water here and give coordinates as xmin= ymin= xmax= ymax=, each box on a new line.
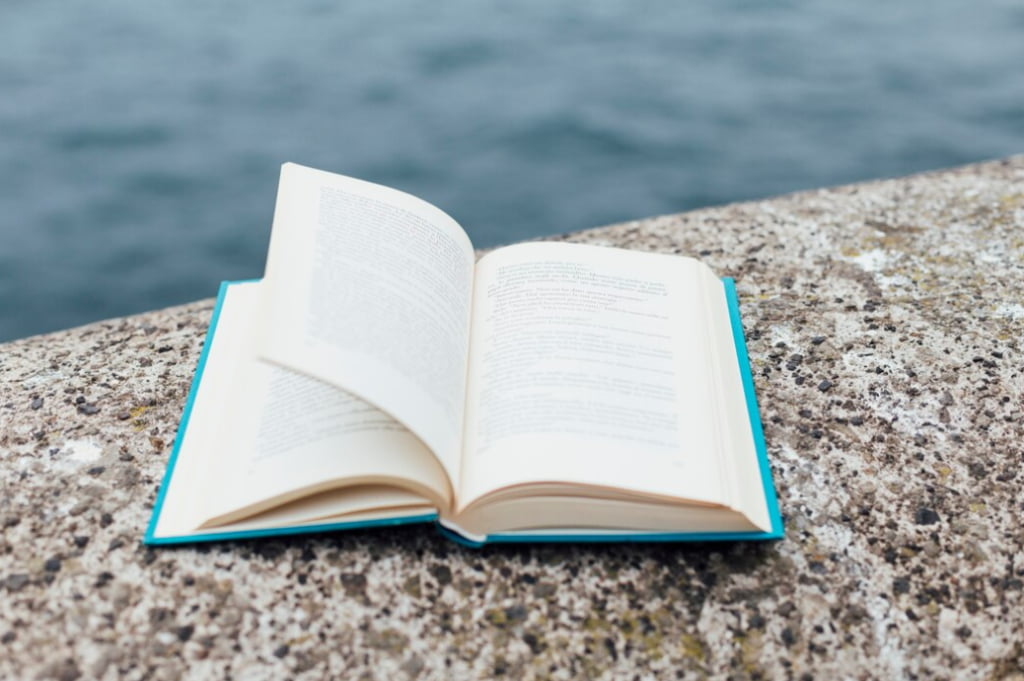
xmin=1 ymin=1 xmax=1022 ymax=341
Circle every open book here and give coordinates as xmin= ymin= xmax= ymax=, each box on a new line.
xmin=145 ymin=163 xmax=782 ymax=546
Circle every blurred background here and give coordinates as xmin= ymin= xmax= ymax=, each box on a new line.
xmin=1 ymin=1 xmax=1021 ymax=341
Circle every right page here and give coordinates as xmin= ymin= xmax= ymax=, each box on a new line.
xmin=459 ymin=242 xmax=749 ymax=515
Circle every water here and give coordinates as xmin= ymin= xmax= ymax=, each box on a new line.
xmin=1 ymin=1 xmax=1021 ymax=341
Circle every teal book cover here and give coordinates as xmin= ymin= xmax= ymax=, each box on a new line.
xmin=145 ymin=278 xmax=782 ymax=547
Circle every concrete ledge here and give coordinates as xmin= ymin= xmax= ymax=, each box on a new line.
xmin=2 ymin=158 xmax=1023 ymax=680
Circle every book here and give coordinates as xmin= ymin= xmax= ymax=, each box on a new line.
xmin=145 ymin=163 xmax=782 ymax=547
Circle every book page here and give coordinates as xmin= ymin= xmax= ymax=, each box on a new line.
xmin=700 ymin=276 xmax=773 ymax=532
xmin=157 ymin=281 xmax=451 ymax=534
xmin=458 ymin=242 xmax=731 ymax=511
xmin=259 ymin=164 xmax=476 ymax=483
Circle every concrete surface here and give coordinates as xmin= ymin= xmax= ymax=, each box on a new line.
xmin=1 ymin=158 xmax=1022 ymax=680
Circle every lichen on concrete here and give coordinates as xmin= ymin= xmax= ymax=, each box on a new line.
xmin=1 ymin=157 xmax=1023 ymax=680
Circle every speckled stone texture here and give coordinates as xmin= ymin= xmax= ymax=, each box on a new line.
xmin=2 ymin=158 xmax=1023 ymax=681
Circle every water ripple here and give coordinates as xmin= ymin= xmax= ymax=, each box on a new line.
xmin=53 ymin=125 xmax=172 ymax=152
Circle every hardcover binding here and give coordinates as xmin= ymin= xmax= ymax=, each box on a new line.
xmin=144 ymin=278 xmax=783 ymax=546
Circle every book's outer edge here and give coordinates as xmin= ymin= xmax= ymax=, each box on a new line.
xmin=146 ymin=514 xmax=441 ymax=546
xmin=722 ymin=277 xmax=784 ymax=538
xmin=143 ymin=280 xmax=438 ymax=546
xmin=448 ymin=276 xmax=784 ymax=548
xmin=143 ymin=281 xmax=232 ymax=545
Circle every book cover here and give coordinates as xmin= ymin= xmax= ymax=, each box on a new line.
xmin=144 ymin=277 xmax=782 ymax=546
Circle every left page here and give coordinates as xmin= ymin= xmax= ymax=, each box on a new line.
xmin=150 ymin=281 xmax=450 ymax=540
xmin=258 ymin=164 xmax=476 ymax=485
